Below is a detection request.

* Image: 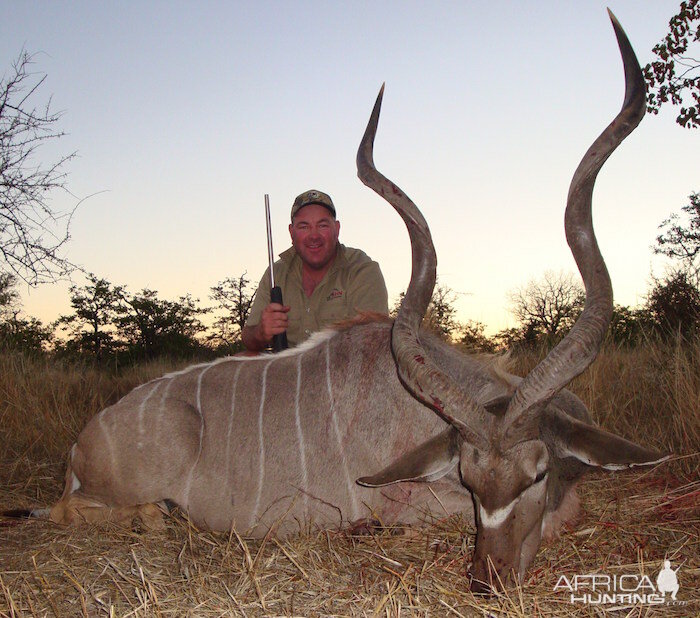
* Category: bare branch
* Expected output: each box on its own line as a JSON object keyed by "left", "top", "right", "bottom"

{"left": 0, "top": 49, "right": 79, "bottom": 283}
{"left": 509, "top": 271, "right": 585, "bottom": 338}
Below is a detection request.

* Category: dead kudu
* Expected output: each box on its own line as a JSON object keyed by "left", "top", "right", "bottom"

{"left": 9, "top": 13, "right": 668, "bottom": 593}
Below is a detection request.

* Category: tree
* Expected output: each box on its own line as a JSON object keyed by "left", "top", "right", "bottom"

{"left": 607, "top": 304, "right": 652, "bottom": 346}
{"left": 0, "top": 314, "right": 53, "bottom": 354}
{"left": 208, "top": 273, "right": 256, "bottom": 352}
{"left": 645, "top": 270, "right": 700, "bottom": 337}
{"left": 508, "top": 271, "right": 585, "bottom": 340}
{"left": 0, "top": 272, "right": 20, "bottom": 320}
{"left": 392, "top": 282, "right": 461, "bottom": 340}
{"left": 457, "top": 319, "right": 496, "bottom": 353}
{"left": 653, "top": 192, "right": 700, "bottom": 284}
{"left": 0, "top": 272, "right": 52, "bottom": 353}
{"left": 118, "top": 289, "right": 208, "bottom": 360}
{"left": 492, "top": 322, "right": 542, "bottom": 352}
{"left": 57, "top": 275, "right": 125, "bottom": 361}
{"left": 1, "top": 50, "right": 78, "bottom": 283}
{"left": 643, "top": 0, "right": 699, "bottom": 128}
{"left": 424, "top": 283, "right": 460, "bottom": 339}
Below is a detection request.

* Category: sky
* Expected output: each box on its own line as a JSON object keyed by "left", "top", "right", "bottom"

{"left": 1, "top": 1, "right": 697, "bottom": 334}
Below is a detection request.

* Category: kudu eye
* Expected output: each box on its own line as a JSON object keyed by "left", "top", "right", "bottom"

{"left": 533, "top": 470, "right": 548, "bottom": 485}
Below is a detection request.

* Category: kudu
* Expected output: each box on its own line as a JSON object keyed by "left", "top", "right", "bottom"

{"left": 34, "top": 12, "right": 666, "bottom": 592}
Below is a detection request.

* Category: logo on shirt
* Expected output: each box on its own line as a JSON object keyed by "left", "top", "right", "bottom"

{"left": 327, "top": 288, "right": 344, "bottom": 301}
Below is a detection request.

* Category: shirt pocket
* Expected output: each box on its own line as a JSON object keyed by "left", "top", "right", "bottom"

{"left": 321, "top": 294, "right": 350, "bottom": 327}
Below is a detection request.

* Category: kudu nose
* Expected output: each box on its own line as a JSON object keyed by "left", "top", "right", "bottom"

{"left": 468, "top": 562, "right": 514, "bottom": 595}
{"left": 468, "top": 573, "right": 494, "bottom": 595}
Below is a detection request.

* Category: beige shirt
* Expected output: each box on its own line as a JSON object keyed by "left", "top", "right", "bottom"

{"left": 246, "top": 244, "right": 388, "bottom": 347}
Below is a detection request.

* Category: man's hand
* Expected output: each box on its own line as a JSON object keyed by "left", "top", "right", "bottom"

{"left": 259, "top": 303, "right": 290, "bottom": 341}
{"left": 241, "top": 303, "right": 290, "bottom": 351}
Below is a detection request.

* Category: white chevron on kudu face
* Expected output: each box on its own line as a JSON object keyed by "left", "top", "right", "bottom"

{"left": 479, "top": 499, "right": 518, "bottom": 528}
{"left": 41, "top": 12, "right": 667, "bottom": 597}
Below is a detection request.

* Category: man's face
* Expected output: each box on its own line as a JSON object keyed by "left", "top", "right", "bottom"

{"left": 289, "top": 204, "right": 340, "bottom": 272}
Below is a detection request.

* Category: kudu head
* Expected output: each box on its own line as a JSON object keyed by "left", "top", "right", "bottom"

{"left": 356, "top": 11, "right": 668, "bottom": 593}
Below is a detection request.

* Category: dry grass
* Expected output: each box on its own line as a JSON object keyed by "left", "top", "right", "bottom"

{"left": 1, "top": 342, "right": 698, "bottom": 617}
{"left": 508, "top": 336, "right": 700, "bottom": 479}
{"left": 0, "top": 353, "right": 181, "bottom": 465}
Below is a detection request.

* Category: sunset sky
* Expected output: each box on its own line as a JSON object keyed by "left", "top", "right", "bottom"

{"left": 2, "top": 1, "right": 696, "bottom": 334}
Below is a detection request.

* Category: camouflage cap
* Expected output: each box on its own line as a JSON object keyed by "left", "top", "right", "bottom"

{"left": 291, "top": 189, "right": 336, "bottom": 220}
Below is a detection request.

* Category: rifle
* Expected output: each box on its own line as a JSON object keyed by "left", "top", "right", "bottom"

{"left": 265, "top": 194, "right": 288, "bottom": 352}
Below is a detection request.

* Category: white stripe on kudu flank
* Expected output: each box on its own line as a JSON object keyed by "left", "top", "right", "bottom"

{"left": 98, "top": 408, "right": 118, "bottom": 470}
{"left": 194, "top": 364, "right": 208, "bottom": 449}
{"left": 295, "top": 353, "right": 309, "bottom": 511}
{"left": 225, "top": 363, "right": 243, "bottom": 504}
{"left": 252, "top": 359, "right": 274, "bottom": 524}
{"left": 137, "top": 381, "right": 162, "bottom": 448}
{"left": 326, "top": 341, "right": 360, "bottom": 518}
{"left": 156, "top": 377, "right": 174, "bottom": 441}
{"left": 182, "top": 365, "right": 211, "bottom": 509}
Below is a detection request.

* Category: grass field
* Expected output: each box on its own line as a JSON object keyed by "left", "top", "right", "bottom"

{"left": 1, "top": 340, "right": 698, "bottom": 617}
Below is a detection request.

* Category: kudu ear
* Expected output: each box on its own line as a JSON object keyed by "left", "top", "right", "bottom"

{"left": 544, "top": 410, "right": 670, "bottom": 470}
{"left": 357, "top": 428, "right": 461, "bottom": 487}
